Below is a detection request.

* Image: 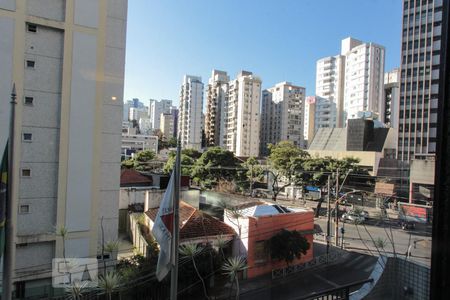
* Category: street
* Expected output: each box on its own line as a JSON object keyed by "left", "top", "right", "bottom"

{"left": 314, "top": 214, "right": 432, "bottom": 266}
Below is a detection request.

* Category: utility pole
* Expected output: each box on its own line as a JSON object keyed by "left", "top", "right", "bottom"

{"left": 335, "top": 169, "right": 339, "bottom": 246}
{"left": 3, "top": 84, "right": 17, "bottom": 300}
{"left": 326, "top": 175, "right": 331, "bottom": 259}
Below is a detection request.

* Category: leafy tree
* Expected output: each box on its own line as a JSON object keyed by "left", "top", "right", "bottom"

{"left": 163, "top": 149, "right": 200, "bottom": 176}
{"left": 302, "top": 156, "right": 360, "bottom": 217}
{"left": 269, "top": 229, "right": 310, "bottom": 266}
{"left": 241, "top": 157, "right": 264, "bottom": 195}
{"left": 120, "top": 150, "right": 157, "bottom": 172}
{"left": 191, "top": 147, "right": 242, "bottom": 189}
{"left": 167, "top": 137, "right": 177, "bottom": 147}
{"left": 268, "top": 141, "right": 310, "bottom": 201}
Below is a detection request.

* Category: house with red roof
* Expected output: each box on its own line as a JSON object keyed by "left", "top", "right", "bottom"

{"left": 145, "top": 201, "right": 235, "bottom": 245}
{"left": 120, "top": 169, "right": 153, "bottom": 187}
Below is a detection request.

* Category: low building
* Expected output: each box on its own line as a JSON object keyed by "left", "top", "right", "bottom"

{"left": 121, "top": 133, "right": 158, "bottom": 159}
{"left": 224, "top": 203, "right": 314, "bottom": 278}
{"left": 308, "top": 119, "right": 397, "bottom": 175}
{"left": 146, "top": 201, "right": 235, "bottom": 245}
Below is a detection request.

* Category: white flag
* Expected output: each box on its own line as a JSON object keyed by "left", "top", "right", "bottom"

{"left": 152, "top": 172, "right": 175, "bottom": 281}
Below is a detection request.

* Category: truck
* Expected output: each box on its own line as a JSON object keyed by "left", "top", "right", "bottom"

{"left": 398, "top": 202, "right": 433, "bottom": 225}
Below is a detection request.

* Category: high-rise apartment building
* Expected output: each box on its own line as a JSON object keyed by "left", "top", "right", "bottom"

{"left": 0, "top": 0, "right": 127, "bottom": 294}
{"left": 223, "top": 71, "right": 261, "bottom": 157}
{"left": 205, "top": 70, "right": 229, "bottom": 147}
{"left": 303, "top": 96, "right": 338, "bottom": 147}
{"left": 316, "top": 37, "right": 385, "bottom": 126}
{"left": 260, "top": 82, "right": 306, "bottom": 155}
{"left": 398, "top": 0, "right": 443, "bottom": 161}
{"left": 149, "top": 99, "right": 172, "bottom": 130}
{"left": 342, "top": 38, "right": 385, "bottom": 122}
{"left": 129, "top": 106, "right": 148, "bottom": 121}
{"left": 160, "top": 112, "right": 175, "bottom": 139}
{"left": 316, "top": 55, "right": 345, "bottom": 127}
{"left": 179, "top": 75, "right": 204, "bottom": 150}
{"left": 384, "top": 68, "right": 401, "bottom": 129}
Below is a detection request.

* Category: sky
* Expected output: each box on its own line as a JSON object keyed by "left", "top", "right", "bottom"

{"left": 123, "top": 0, "right": 402, "bottom": 106}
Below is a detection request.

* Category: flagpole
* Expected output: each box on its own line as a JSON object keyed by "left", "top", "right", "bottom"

{"left": 3, "top": 83, "right": 17, "bottom": 300}
{"left": 170, "top": 138, "right": 181, "bottom": 300}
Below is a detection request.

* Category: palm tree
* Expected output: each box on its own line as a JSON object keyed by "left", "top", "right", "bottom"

{"left": 98, "top": 271, "right": 122, "bottom": 300}
{"left": 65, "top": 280, "right": 90, "bottom": 300}
{"left": 222, "top": 256, "right": 247, "bottom": 300}
{"left": 214, "top": 234, "right": 230, "bottom": 260}
{"left": 179, "top": 243, "right": 209, "bottom": 300}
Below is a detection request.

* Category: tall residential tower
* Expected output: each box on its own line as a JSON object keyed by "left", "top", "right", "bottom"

{"left": 179, "top": 75, "right": 204, "bottom": 150}
{"left": 260, "top": 82, "right": 306, "bottom": 155}
{"left": 0, "top": 0, "right": 127, "bottom": 293}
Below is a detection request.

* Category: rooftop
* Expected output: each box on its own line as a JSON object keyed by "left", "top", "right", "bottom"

{"left": 120, "top": 169, "right": 153, "bottom": 187}
{"left": 146, "top": 201, "right": 235, "bottom": 240}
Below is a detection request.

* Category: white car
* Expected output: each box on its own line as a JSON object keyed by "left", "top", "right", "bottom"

{"left": 341, "top": 211, "right": 366, "bottom": 223}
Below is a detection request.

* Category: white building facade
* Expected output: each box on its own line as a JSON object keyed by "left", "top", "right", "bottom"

{"left": 224, "top": 71, "right": 261, "bottom": 157}
{"left": 0, "top": 0, "right": 127, "bottom": 293}
{"left": 149, "top": 99, "right": 172, "bottom": 130}
{"left": 304, "top": 96, "right": 337, "bottom": 147}
{"left": 205, "top": 70, "right": 229, "bottom": 147}
{"left": 316, "top": 37, "right": 385, "bottom": 127}
{"left": 384, "top": 68, "right": 400, "bottom": 129}
{"left": 260, "top": 82, "right": 306, "bottom": 155}
{"left": 179, "top": 75, "right": 204, "bottom": 150}
{"left": 342, "top": 37, "right": 385, "bottom": 122}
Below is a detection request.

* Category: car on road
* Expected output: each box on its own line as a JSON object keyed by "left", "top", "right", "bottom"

{"left": 341, "top": 210, "right": 366, "bottom": 223}
{"left": 400, "top": 221, "right": 416, "bottom": 230}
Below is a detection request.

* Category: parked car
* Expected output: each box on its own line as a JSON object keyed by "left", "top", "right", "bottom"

{"left": 341, "top": 210, "right": 366, "bottom": 223}
{"left": 400, "top": 221, "right": 416, "bottom": 230}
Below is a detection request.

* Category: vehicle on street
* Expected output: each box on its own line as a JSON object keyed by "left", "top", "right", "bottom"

{"left": 401, "top": 221, "right": 416, "bottom": 230}
{"left": 341, "top": 210, "right": 366, "bottom": 223}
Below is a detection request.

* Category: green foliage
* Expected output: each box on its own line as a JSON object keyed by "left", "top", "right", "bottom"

{"left": 268, "top": 141, "right": 311, "bottom": 200}
{"left": 163, "top": 148, "right": 201, "bottom": 176}
{"left": 98, "top": 271, "right": 122, "bottom": 300}
{"left": 191, "top": 147, "right": 243, "bottom": 189}
{"left": 241, "top": 157, "right": 264, "bottom": 191}
{"left": 269, "top": 229, "right": 310, "bottom": 265}
{"left": 121, "top": 150, "right": 157, "bottom": 171}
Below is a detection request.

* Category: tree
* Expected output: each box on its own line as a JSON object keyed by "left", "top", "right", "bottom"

{"left": 302, "top": 156, "right": 360, "bottom": 217}
{"left": 241, "top": 157, "right": 264, "bottom": 195}
{"left": 269, "top": 229, "right": 310, "bottom": 266}
{"left": 163, "top": 148, "right": 200, "bottom": 176}
{"left": 222, "top": 256, "right": 247, "bottom": 300}
{"left": 268, "top": 141, "right": 310, "bottom": 201}
{"left": 121, "top": 150, "right": 157, "bottom": 172}
{"left": 191, "top": 147, "right": 242, "bottom": 189}
{"left": 98, "top": 271, "right": 121, "bottom": 300}
{"left": 179, "top": 243, "right": 210, "bottom": 300}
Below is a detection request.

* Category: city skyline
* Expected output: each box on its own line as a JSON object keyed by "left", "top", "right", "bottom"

{"left": 123, "top": 0, "right": 402, "bottom": 105}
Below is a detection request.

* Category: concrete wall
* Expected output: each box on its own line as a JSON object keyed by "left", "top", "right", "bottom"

{"left": 246, "top": 211, "right": 314, "bottom": 278}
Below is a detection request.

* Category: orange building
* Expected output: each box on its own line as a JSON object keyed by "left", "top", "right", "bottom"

{"left": 224, "top": 204, "right": 314, "bottom": 278}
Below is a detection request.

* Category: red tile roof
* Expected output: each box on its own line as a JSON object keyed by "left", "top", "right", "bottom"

{"left": 120, "top": 169, "right": 153, "bottom": 186}
{"left": 146, "top": 201, "right": 235, "bottom": 241}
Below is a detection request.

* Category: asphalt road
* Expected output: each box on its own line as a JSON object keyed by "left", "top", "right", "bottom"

{"left": 314, "top": 216, "right": 432, "bottom": 266}
{"left": 239, "top": 251, "right": 377, "bottom": 300}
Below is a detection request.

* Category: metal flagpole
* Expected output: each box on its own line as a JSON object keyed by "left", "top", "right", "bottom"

{"left": 326, "top": 175, "right": 331, "bottom": 261}
{"left": 3, "top": 83, "right": 17, "bottom": 300}
{"left": 170, "top": 138, "right": 181, "bottom": 300}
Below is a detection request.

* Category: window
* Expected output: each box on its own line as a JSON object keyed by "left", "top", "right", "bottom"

{"left": 254, "top": 240, "right": 268, "bottom": 264}
{"left": 22, "top": 133, "right": 32, "bottom": 142}
{"left": 27, "top": 24, "right": 37, "bottom": 33}
{"left": 21, "top": 169, "right": 31, "bottom": 177}
{"left": 26, "top": 60, "right": 35, "bottom": 68}
{"left": 24, "top": 96, "right": 34, "bottom": 105}
{"left": 19, "top": 205, "right": 30, "bottom": 214}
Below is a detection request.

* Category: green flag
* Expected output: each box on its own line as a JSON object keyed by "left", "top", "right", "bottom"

{"left": 0, "top": 142, "right": 8, "bottom": 258}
